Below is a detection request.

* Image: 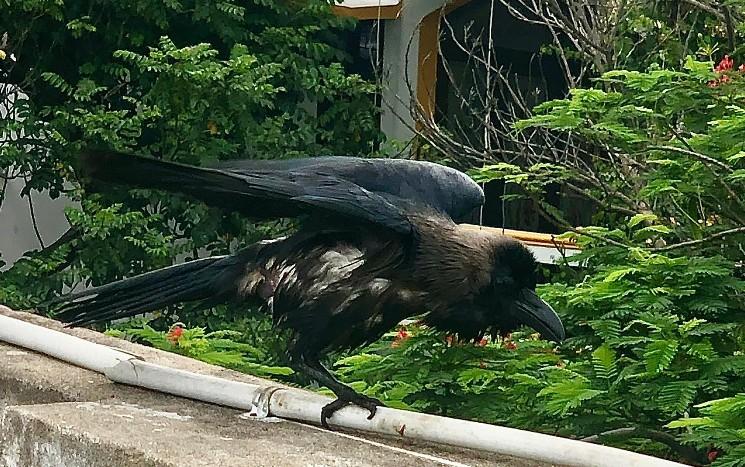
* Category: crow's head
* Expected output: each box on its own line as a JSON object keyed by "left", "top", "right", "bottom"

{"left": 477, "top": 237, "right": 566, "bottom": 342}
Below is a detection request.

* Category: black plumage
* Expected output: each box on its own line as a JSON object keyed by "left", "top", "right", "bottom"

{"left": 51, "top": 150, "right": 565, "bottom": 426}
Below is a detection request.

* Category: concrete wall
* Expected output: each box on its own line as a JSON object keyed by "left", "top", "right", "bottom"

{"left": 380, "top": 0, "right": 450, "bottom": 142}
{"left": 0, "top": 307, "right": 545, "bottom": 467}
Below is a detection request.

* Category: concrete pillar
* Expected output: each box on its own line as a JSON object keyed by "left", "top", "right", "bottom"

{"left": 380, "top": 0, "right": 450, "bottom": 143}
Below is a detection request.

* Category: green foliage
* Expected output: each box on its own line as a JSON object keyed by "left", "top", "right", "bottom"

{"left": 332, "top": 327, "right": 564, "bottom": 426}
{"left": 669, "top": 394, "right": 745, "bottom": 466}
{"left": 107, "top": 320, "right": 294, "bottom": 379}
{"left": 539, "top": 245, "right": 745, "bottom": 430}
{"left": 509, "top": 60, "right": 745, "bottom": 257}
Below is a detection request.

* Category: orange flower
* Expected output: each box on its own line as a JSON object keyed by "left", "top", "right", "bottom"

{"left": 391, "top": 327, "right": 410, "bottom": 348}
{"left": 167, "top": 325, "right": 184, "bottom": 344}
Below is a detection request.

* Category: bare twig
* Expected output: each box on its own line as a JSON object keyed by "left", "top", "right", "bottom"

{"left": 653, "top": 226, "right": 745, "bottom": 252}
{"left": 680, "top": 0, "right": 726, "bottom": 20}
{"left": 0, "top": 168, "right": 8, "bottom": 217}
{"left": 646, "top": 145, "right": 732, "bottom": 173}
{"left": 22, "top": 176, "right": 45, "bottom": 249}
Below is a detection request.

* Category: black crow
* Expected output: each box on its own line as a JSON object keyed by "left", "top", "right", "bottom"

{"left": 50, "top": 150, "right": 565, "bottom": 427}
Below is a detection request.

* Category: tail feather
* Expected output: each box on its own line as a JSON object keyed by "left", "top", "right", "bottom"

{"left": 51, "top": 255, "right": 247, "bottom": 326}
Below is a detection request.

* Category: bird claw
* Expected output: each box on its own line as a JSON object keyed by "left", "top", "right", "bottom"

{"left": 320, "top": 394, "right": 384, "bottom": 429}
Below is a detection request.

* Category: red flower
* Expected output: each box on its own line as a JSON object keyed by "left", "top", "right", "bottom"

{"left": 708, "top": 55, "right": 741, "bottom": 87}
{"left": 391, "top": 327, "right": 410, "bottom": 348}
{"left": 167, "top": 325, "right": 184, "bottom": 343}
{"left": 707, "top": 448, "right": 719, "bottom": 462}
{"left": 504, "top": 341, "right": 518, "bottom": 350}
{"left": 475, "top": 337, "right": 488, "bottom": 347}
{"left": 445, "top": 334, "right": 456, "bottom": 346}
{"left": 715, "top": 55, "right": 734, "bottom": 72}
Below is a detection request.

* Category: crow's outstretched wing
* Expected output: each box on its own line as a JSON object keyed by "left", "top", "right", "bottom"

{"left": 81, "top": 151, "right": 419, "bottom": 235}
{"left": 215, "top": 156, "right": 484, "bottom": 223}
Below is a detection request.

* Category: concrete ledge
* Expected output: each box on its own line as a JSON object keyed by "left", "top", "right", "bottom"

{"left": 0, "top": 308, "right": 549, "bottom": 467}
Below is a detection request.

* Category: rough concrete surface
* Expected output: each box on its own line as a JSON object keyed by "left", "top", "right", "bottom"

{"left": 0, "top": 307, "right": 556, "bottom": 467}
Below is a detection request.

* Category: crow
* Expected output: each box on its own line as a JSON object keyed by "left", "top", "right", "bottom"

{"left": 50, "top": 150, "right": 565, "bottom": 427}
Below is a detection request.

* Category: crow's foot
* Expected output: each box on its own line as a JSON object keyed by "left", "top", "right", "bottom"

{"left": 320, "top": 394, "right": 384, "bottom": 428}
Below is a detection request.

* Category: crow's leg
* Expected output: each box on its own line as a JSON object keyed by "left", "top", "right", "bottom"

{"left": 293, "top": 355, "right": 383, "bottom": 428}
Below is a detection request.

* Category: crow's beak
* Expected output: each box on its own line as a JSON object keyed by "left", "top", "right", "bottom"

{"left": 513, "top": 289, "right": 565, "bottom": 342}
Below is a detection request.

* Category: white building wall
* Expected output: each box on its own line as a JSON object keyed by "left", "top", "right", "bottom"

{"left": 0, "top": 85, "right": 76, "bottom": 270}
{"left": 0, "top": 178, "right": 75, "bottom": 270}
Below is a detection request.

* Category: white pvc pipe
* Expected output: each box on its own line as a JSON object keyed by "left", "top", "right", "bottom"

{"left": 268, "top": 391, "right": 683, "bottom": 467}
{"left": 0, "top": 311, "right": 687, "bottom": 467}
{"left": 105, "top": 360, "right": 264, "bottom": 411}
{"left": 0, "top": 314, "right": 138, "bottom": 372}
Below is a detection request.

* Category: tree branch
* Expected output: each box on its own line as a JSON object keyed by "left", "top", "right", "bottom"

{"left": 653, "top": 226, "right": 745, "bottom": 252}
{"left": 646, "top": 145, "right": 732, "bottom": 173}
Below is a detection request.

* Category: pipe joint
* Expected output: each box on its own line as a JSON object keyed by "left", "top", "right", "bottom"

{"left": 249, "top": 385, "right": 285, "bottom": 419}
